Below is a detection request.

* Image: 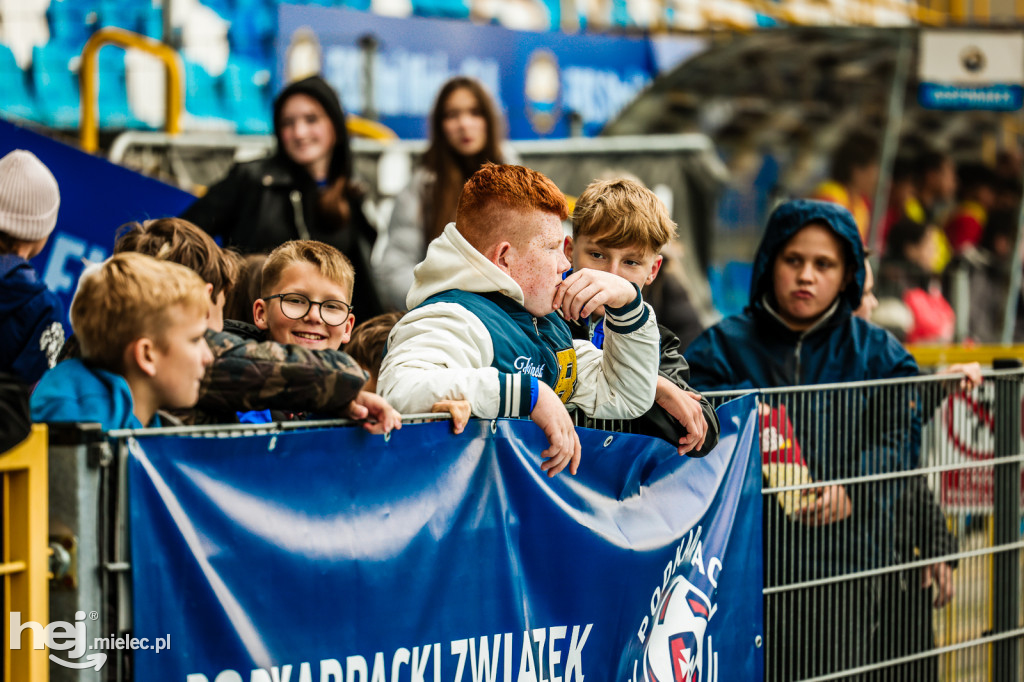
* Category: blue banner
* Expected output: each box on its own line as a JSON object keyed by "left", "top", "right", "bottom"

{"left": 129, "top": 396, "right": 762, "bottom": 682}
{"left": 276, "top": 6, "right": 705, "bottom": 139}
{"left": 918, "top": 82, "right": 1024, "bottom": 111}
{"left": 0, "top": 119, "right": 195, "bottom": 327}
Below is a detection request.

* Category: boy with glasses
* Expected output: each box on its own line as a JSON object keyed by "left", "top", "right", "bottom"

{"left": 105, "top": 221, "right": 397, "bottom": 431}
{"left": 233, "top": 239, "right": 398, "bottom": 426}
{"left": 253, "top": 240, "right": 356, "bottom": 350}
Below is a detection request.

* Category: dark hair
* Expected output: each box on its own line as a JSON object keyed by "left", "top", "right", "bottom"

{"left": 114, "top": 217, "right": 237, "bottom": 302}
{"left": 831, "top": 130, "right": 880, "bottom": 184}
{"left": 956, "top": 162, "right": 999, "bottom": 199}
{"left": 345, "top": 312, "right": 403, "bottom": 379}
{"left": 885, "top": 218, "right": 930, "bottom": 259}
{"left": 223, "top": 254, "right": 267, "bottom": 325}
{"left": 914, "top": 148, "right": 952, "bottom": 185}
{"left": 980, "top": 209, "right": 1017, "bottom": 252}
{"left": 272, "top": 75, "right": 352, "bottom": 182}
{"left": 421, "top": 77, "right": 506, "bottom": 242}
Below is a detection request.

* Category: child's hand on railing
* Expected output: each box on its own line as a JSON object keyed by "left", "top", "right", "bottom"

{"left": 797, "top": 484, "right": 852, "bottom": 526}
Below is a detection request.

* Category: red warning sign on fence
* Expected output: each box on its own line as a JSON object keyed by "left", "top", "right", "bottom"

{"left": 940, "top": 385, "right": 1024, "bottom": 510}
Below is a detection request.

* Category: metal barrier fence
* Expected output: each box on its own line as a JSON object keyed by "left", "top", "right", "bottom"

{"left": 45, "top": 374, "right": 1024, "bottom": 681}
{"left": 2, "top": 425, "right": 49, "bottom": 682}
{"left": 704, "top": 369, "right": 1024, "bottom": 681}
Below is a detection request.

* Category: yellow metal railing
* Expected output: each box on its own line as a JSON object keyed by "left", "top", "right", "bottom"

{"left": 634, "top": 0, "right": 1024, "bottom": 31}
{"left": 346, "top": 114, "right": 398, "bottom": 142}
{"left": 2, "top": 425, "right": 49, "bottom": 682}
{"left": 907, "top": 344, "right": 1024, "bottom": 367}
{"left": 80, "top": 27, "right": 183, "bottom": 154}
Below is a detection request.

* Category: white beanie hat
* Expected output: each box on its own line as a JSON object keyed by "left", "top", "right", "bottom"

{"left": 0, "top": 149, "right": 61, "bottom": 242}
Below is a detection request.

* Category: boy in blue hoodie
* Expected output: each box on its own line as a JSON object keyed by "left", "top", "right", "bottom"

{"left": 0, "top": 150, "right": 65, "bottom": 384}
{"left": 31, "top": 253, "right": 214, "bottom": 430}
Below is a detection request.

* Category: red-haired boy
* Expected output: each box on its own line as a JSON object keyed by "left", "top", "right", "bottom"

{"left": 378, "top": 164, "right": 660, "bottom": 476}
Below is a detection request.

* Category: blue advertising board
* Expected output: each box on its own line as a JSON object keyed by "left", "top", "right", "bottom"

{"left": 128, "top": 396, "right": 763, "bottom": 682}
{"left": 0, "top": 119, "right": 195, "bottom": 328}
{"left": 275, "top": 6, "right": 699, "bottom": 139}
{"left": 918, "top": 83, "right": 1024, "bottom": 111}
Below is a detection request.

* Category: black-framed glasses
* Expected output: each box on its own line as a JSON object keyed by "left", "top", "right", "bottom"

{"left": 264, "top": 293, "right": 352, "bottom": 326}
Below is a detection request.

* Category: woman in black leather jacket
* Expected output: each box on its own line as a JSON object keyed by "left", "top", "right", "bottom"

{"left": 182, "top": 75, "right": 384, "bottom": 319}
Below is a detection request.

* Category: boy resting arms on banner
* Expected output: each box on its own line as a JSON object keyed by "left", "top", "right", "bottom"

{"left": 232, "top": 239, "right": 399, "bottom": 429}
{"left": 31, "top": 253, "right": 214, "bottom": 430}
{"left": 378, "top": 163, "right": 660, "bottom": 476}
{"left": 60, "top": 219, "right": 394, "bottom": 431}
{"left": 565, "top": 178, "right": 719, "bottom": 457}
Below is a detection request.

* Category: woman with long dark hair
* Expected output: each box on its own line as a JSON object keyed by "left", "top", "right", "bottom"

{"left": 376, "top": 77, "right": 512, "bottom": 310}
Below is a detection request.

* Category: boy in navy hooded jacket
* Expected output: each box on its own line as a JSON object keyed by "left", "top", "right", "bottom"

{"left": 0, "top": 150, "right": 64, "bottom": 385}
{"left": 685, "top": 199, "right": 920, "bottom": 681}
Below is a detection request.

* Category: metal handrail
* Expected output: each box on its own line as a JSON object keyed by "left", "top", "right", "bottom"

{"left": 79, "top": 27, "right": 183, "bottom": 153}
{"left": 1, "top": 426, "right": 49, "bottom": 682}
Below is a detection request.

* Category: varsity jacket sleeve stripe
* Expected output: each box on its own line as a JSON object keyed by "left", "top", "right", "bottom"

{"left": 497, "top": 372, "right": 533, "bottom": 418}
{"left": 603, "top": 285, "right": 648, "bottom": 334}
{"left": 570, "top": 299, "right": 659, "bottom": 420}
{"left": 378, "top": 302, "right": 531, "bottom": 419}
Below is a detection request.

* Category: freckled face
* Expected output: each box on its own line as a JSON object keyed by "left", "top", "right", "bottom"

{"left": 505, "top": 211, "right": 571, "bottom": 317}
{"left": 772, "top": 223, "right": 848, "bottom": 331}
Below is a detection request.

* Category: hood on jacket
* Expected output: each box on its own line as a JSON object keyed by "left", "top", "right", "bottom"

{"left": 272, "top": 75, "right": 352, "bottom": 182}
{"left": 0, "top": 254, "right": 47, "bottom": 316}
{"left": 30, "top": 358, "right": 144, "bottom": 431}
{"left": 750, "top": 199, "right": 865, "bottom": 312}
{"left": 407, "top": 223, "right": 524, "bottom": 309}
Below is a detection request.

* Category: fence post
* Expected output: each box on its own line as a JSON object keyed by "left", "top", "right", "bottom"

{"left": 992, "top": 370, "right": 1021, "bottom": 681}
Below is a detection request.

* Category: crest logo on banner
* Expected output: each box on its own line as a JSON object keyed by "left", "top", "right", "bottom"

{"left": 643, "top": 576, "right": 712, "bottom": 682}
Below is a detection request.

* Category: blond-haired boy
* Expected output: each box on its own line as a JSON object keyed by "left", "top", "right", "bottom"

{"left": 232, "top": 240, "right": 399, "bottom": 429}
{"left": 31, "top": 253, "right": 213, "bottom": 429}
{"left": 254, "top": 240, "right": 356, "bottom": 350}
{"left": 566, "top": 178, "right": 719, "bottom": 456}
{"left": 109, "top": 223, "right": 389, "bottom": 429}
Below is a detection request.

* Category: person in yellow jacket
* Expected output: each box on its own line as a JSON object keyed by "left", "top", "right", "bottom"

{"left": 811, "top": 130, "right": 880, "bottom": 243}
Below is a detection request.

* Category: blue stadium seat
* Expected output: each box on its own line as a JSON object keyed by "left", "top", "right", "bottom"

{"left": 0, "top": 44, "right": 37, "bottom": 122}
{"left": 229, "top": 0, "right": 277, "bottom": 60}
{"left": 96, "top": 47, "right": 142, "bottom": 129}
{"left": 336, "top": 0, "right": 372, "bottom": 11}
{"left": 411, "top": 0, "right": 470, "bottom": 19}
{"left": 223, "top": 56, "right": 272, "bottom": 134}
{"left": 140, "top": 5, "right": 164, "bottom": 39}
{"left": 97, "top": 0, "right": 143, "bottom": 31}
{"left": 184, "top": 59, "right": 234, "bottom": 127}
{"left": 46, "top": 0, "right": 96, "bottom": 47}
{"left": 31, "top": 43, "right": 80, "bottom": 128}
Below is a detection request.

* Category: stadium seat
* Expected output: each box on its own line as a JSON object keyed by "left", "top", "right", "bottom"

{"left": 184, "top": 58, "right": 235, "bottom": 128}
{"left": 31, "top": 42, "right": 81, "bottom": 128}
{"left": 411, "top": 0, "right": 470, "bottom": 19}
{"left": 96, "top": 0, "right": 142, "bottom": 31}
{"left": 0, "top": 43, "right": 36, "bottom": 122}
{"left": 96, "top": 47, "right": 143, "bottom": 128}
{"left": 223, "top": 55, "right": 272, "bottom": 134}
{"left": 140, "top": 5, "right": 164, "bottom": 39}
{"left": 45, "top": 0, "right": 96, "bottom": 47}
{"left": 229, "top": 0, "right": 277, "bottom": 60}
